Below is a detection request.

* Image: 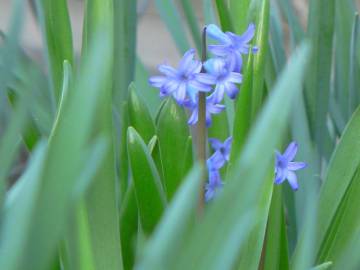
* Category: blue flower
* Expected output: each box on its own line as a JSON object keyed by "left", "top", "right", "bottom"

{"left": 148, "top": 49, "right": 211, "bottom": 104}
{"left": 206, "top": 24, "right": 258, "bottom": 72}
{"left": 186, "top": 96, "right": 225, "bottom": 127}
{"left": 207, "top": 136, "right": 233, "bottom": 170}
{"left": 196, "top": 58, "right": 242, "bottom": 103}
{"left": 274, "top": 142, "right": 307, "bottom": 190}
{"left": 205, "top": 169, "right": 223, "bottom": 202}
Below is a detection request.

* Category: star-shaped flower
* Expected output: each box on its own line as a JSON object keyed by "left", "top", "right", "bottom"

{"left": 148, "top": 49, "right": 211, "bottom": 104}
{"left": 196, "top": 58, "right": 242, "bottom": 103}
{"left": 206, "top": 23, "right": 258, "bottom": 72}
{"left": 186, "top": 96, "right": 225, "bottom": 127}
{"left": 207, "top": 136, "right": 233, "bottom": 170}
{"left": 274, "top": 142, "right": 307, "bottom": 190}
{"left": 205, "top": 169, "right": 223, "bottom": 202}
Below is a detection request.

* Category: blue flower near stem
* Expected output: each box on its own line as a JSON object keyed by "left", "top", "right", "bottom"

{"left": 205, "top": 169, "right": 223, "bottom": 202}
{"left": 186, "top": 96, "right": 225, "bottom": 127}
{"left": 196, "top": 58, "right": 242, "bottom": 103}
{"left": 206, "top": 24, "right": 258, "bottom": 72}
{"left": 148, "top": 49, "right": 211, "bottom": 104}
{"left": 207, "top": 136, "right": 233, "bottom": 170}
{"left": 274, "top": 142, "right": 307, "bottom": 191}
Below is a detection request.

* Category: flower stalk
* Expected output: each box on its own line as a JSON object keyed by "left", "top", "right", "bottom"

{"left": 197, "top": 27, "right": 208, "bottom": 212}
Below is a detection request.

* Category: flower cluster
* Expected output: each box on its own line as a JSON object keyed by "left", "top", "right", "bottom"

{"left": 149, "top": 23, "right": 257, "bottom": 201}
{"left": 205, "top": 136, "right": 232, "bottom": 201}
{"left": 149, "top": 23, "right": 307, "bottom": 200}
{"left": 149, "top": 23, "right": 257, "bottom": 127}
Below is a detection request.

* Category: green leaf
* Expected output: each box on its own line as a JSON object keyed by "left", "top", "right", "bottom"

{"left": 174, "top": 42, "right": 311, "bottom": 270}
{"left": 228, "top": 54, "right": 253, "bottom": 170}
{"left": 179, "top": 0, "right": 202, "bottom": 53}
{"left": 156, "top": 98, "right": 191, "bottom": 200}
{"left": 317, "top": 167, "right": 360, "bottom": 262}
{"left": 35, "top": 0, "right": 74, "bottom": 103}
{"left": 229, "top": 0, "right": 251, "bottom": 33}
{"left": 348, "top": 13, "right": 360, "bottom": 116}
{"left": 208, "top": 107, "right": 229, "bottom": 141}
{"left": 136, "top": 166, "right": 201, "bottom": 270}
{"left": 305, "top": 0, "right": 335, "bottom": 158}
{"left": 128, "top": 82, "right": 156, "bottom": 143}
{"left": 311, "top": 262, "right": 333, "bottom": 270}
{"left": 202, "top": 0, "right": 217, "bottom": 25}
{"left": 20, "top": 33, "right": 118, "bottom": 270}
{"left": 0, "top": 141, "right": 46, "bottom": 270}
{"left": 333, "top": 0, "right": 355, "bottom": 120}
{"left": 236, "top": 169, "right": 274, "bottom": 270}
{"left": 154, "top": 0, "right": 190, "bottom": 54}
{"left": 250, "top": 0, "right": 270, "bottom": 120}
{"left": 262, "top": 186, "right": 289, "bottom": 270}
{"left": 113, "top": 0, "right": 137, "bottom": 106}
{"left": 82, "top": 2, "right": 124, "bottom": 270}
{"left": 119, "top": 183, "right": 138, "bottom": 270}
{"left": 215, "top": 0, "right": 234, "bottom": 31}
{"left": 0, "top": 99, "right": 27, "bottom": 205}
{"left": 127, "top": 127, "right": 166, "bottom": 234}
{"left": 316, "top": 106, "right": 360, "bottom": 261}
{"left": 64, "top": 202, "right": 96, "bottom": 270}
{"left": 277, "top": 0, "right": 304, "bottom": 47}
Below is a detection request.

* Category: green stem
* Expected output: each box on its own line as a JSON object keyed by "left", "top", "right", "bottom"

{"left": 197, "top": 27, "right": 208, "bottom": 212}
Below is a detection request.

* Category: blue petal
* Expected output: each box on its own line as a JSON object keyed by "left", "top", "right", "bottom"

{"left": 178, "top": 49, "right": 196, "bottom": 74}
{"left": 158, "top": 64, "right": 178, "bottom": 77}
{"left": 208, "top": 151, "right": 226, "bottom": 170}
{"left": 204, "top": 58, "right": 227, "bottom": 76}
{"left": 188, "top": 79, "right": 212, "bottom": 93}
{"left": 224, "top": 82, "right": 239, "bottom": 99}
{"left": 210, "top": 84, "right": 226, "bottom": 103}
{"left": 149, "top": 76, "right": 167, "bottom": 88}
{"left": 205, "top": 188, "right": 215, "bottom": 202}
{"left": 228, "top": 72, "right": 243, "bottom": 84}
{"left": 274, "top": 168, "right": 286, "bottom": 184}
{"left": 208, "top": 138, "right": 223, "bottom": 151}
{"left": 187, "top": 108, "right": 198, "bottom": 125}
{"left": 208, "top": 44, "right": 230, "bottom": 57}
{"left": 185, "top": 59, "right": 202, "bottom": 76}
{"left": 238, "top": 23, "right": 256, "bottom": 43}
{"left": 283, "top": 141, "right": 298, "bottom": 161}
{"left": 287, "top": 171, "right": 299, "bottom": 190}
{"left": 173, "top": 83, "right": 187, "bottom": 104}
{"left": 288, "top": 162, "right": 307, "bottom": 171}
{"left": 162, "top": 79, "right": 179, "bottom": 94}
{"left": 206, "top": 24, "right": 231, "bottom": 44}
{"left": 195, "top": 73, "right": 217, "bottom": 85}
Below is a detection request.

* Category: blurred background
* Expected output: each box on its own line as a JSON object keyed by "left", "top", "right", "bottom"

{"left": 0, "top": 0, "right": 311, "bottom": 70}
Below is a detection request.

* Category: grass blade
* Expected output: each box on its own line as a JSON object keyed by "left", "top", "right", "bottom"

{"left": 156, "top": 98, "right": 191, "bottom": 200}
{"left": 127, "top": 127, "right": 166, "bottom": 234}
{"left": 136, "top": 166, "right": 201, "bottom": 270}
{"left": 315, "top": 106, "right": 360, "bottom": 260}
{"left": 35, "top": 0, "right": 73, "bottom": 104}
{"left": 128, "top": 83, "right": 156, "bottom": 143}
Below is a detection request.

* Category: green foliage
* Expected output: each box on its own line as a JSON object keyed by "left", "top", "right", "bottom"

{"left": 1, "top": 1, "right": 360, "bottom": 270}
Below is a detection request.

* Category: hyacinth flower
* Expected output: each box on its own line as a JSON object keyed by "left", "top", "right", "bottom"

{"left": 206, "top": 23, "right": 258, "bottom": 72}
{"left": 196, "top": 58, "right": 242, "bottom": 103}
{"left": 148, "top": 48, "right": 211, "bottom": 104}
{"left": 205, "top": 169, "right": 224, "bottom": 202}
{"left": 207, "top": 136, "right": 233, "bottom": 170}
{"left": 186, "top": 95, "right": 225, "bottom": 127}
{"left": 274, "top": 142, "right": 307, "bottom": 190}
